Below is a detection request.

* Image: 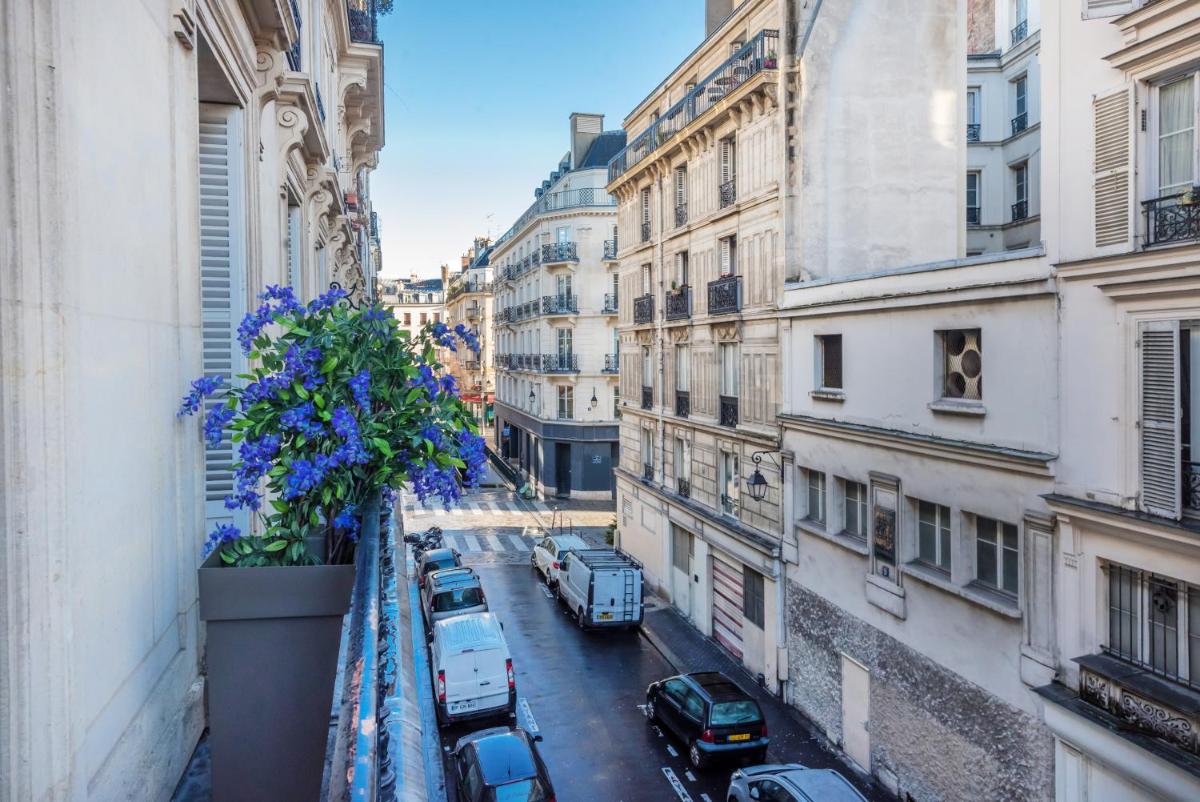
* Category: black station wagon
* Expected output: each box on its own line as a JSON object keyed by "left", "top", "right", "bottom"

{"left": 646, "top": 671, "right": 769, "bottom": 769}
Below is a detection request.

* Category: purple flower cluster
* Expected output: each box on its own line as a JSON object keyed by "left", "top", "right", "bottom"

{"left": 454, "top": 323, "right": 481, "bottom": 354}
{"left": 280, "top": 402, "right": 324, "bottom": 439}
{"left": 411, "top": 364, "right": 439, "bottom": 397}
{"left": 203, "top": 523, "right": 241, "bottom": 557}
{"left": 224, "top": 434, "right": 281, "bottom": 511}
{"left": 334, "top": 504, "right": 361, "bottom": 541}
{"left": 237, "top": 285, "right": 303, "bottom": 354}
{"left": 458, "top": 431, "right": 487, "bottom": 488}
{"left": 204, "top": 405, "right": 236, "bottom": 447}
{"left": 430, "top": 322, "right": 480, "bottom": 354}
{"left": 439, "top": 374, "right": 458, "bottom": 396}
{"left": 406, "top": 426, "right": 487, "bottom": 509}
{"left": 349, "top": 370, "right": 371, "bottom": 411}
{"left": 330, "top": 405, "right": 370, "bottom": 465}
{"left": 283, "top": 454, "right": 331, "bottom": 499}
{"left": 240, "top": 344, "right": 324, "bottom": 408}
{"left": 177, "top": 375, "right": 224, "bottom": 417}
{"left": 281, "top": 405, "right": 370, "bottom": 499}
{"left": 307, "top": 286, "right": 347, "bottom": 314}
{"left": 363, "top": 306, "right": 390, "bottom": 322}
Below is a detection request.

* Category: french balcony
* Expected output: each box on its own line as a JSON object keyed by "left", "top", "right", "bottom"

{"left": 542, "top": 353, "right": 579, "bottom": 373}
{"left": 719, "top": 395, "right": 739, "bottom": 428}
{"left": 707, "top": 275, "right": 742, "bottom": 315}
{"left": 641, "top": 385, "right": 653, "bottom": 410}
{"left": 677, "top": 477, "right": 690, "bottom": 498}
{"left": 1010, "top": 19, "right": 1028, "bottom": 47}
{"left": 967, "top": 206, "right": 980, "bottom": 225}
{"left": 466, "top": 305, "right": 480, "bottom": 321}
{"left": 675, "top": 202, "right": 688, "bottom": 228}
{"left": 1187, "top": 461, "right": 1200, "bottom": 512}
{"left": 603, "top": 354, "right": 619, "bottom": 373}
{"left": 494, "top": 187, "right": 617, "bottom": 250}
{"left": 966, "top": 123, "right": 980, "bottom": 142}
{"left": 665, "top": 286, "right": 691, "bottom": 321}
{"left": 604, "top": 239, "right": 619, "bottom": 260}
{"left": 633, "top": 294, "right": 655, "bottom": 324}
{"left": 346, "top": 0, "right": 380, "bottom": 44}
{"left": 541, "top": 294, "right": 579, "bottom": 316}
{"left": 675, "top": 390, "right": 690, "bottom": 418}
{"left": 602, "top": 293, "right": 619, "bottom": 314}
{"left": 1143, "top": 192, "right": 1200, "bottom": 248}
{"left": 465, "top": 360, "right": 481, "bottom": 372}
{"left": 1011, "top": 200, "right": 1029, "bottom": 222}
{"left": 719, "top": 179, "right": 737, "bottom": 209}
{"left": 541, "top": 241, "right": 578, "bottom": 264}
{"left": 643, "top": 463, "right": 654, "bottom": 482}
{"left": 641, "top": 221, "right": 652, "bottom": 243}
{"left": 1011, "top": 112, "right": 1028, "bottom": 136}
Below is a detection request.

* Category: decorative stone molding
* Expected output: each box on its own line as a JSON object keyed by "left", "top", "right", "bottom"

{"left": 1077, "top": 654, "right": 1200, "bottom": 757}
{"left": 712, "top": 322, "right": 740, "bottom": 341}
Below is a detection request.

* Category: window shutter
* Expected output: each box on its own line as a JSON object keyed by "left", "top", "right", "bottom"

{"left": 1093, "top": 87, "right": 1133, "bottom": 248}
{"left": 198, "top": 104, "right": 249, "bottom": 536}
{"left": 1083, "top": 0, "right": 1135, "bottom": 19}
{"left": 641, "top": 188, "right": 650, "bottom": 222}
{"left": 720, "top": 139, "right": 732, "bottom": 183}
{"left": 1139, "top": 321, "right": 1181, "bottom": 519}
{"left": 676, "top": 168, "right": 686, "bottom": 205}
{"left": 720, "top": 238, "right": 731, "bottom": 275}
{"left": 286, "top": 205, "right": 301, "bottom": 293}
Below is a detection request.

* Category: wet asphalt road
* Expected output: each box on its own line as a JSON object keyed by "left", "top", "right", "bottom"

{"left": 436, "top": 561, "right": 739, "bottom": 802}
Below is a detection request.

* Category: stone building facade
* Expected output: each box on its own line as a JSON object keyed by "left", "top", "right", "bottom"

{"left": 442, "top": 239, "right": 496, "bottom": 427}
{"left": 380, "top": 275, "right": 445, "bottom": 339}
{"left": 0, "top": 0, "right": 384, "bottom": 798}
{"left": 492, "top": 114, "right": 625, "bottom": 500}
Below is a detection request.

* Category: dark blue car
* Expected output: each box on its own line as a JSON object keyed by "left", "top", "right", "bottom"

{"left": 451, "top": 726, "right": 555, "bottom": 802}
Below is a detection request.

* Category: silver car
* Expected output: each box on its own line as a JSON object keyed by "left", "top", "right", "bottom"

{"left": 727, "top": 764, "right": 868, "bottom": 802}
{"left": 421, "top": 567, "right": 487, "bottom": 631}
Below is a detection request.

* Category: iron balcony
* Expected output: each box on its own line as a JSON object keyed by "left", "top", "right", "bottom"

{"left": 665, "top": 286, "right": 691, "bottom": 321}
{"left": 967, "top": 207, "right": 980, "bottom": 225}
{"left": 1011, "top": 200, "right": 1029, "bottom": 222}
{"left": 719, "top": 395, "right": 739, "bottom": 427}
{"left": 1143, "top": 192, "right": 1200, "bottom": 248}
{"left": 1010, "top": 19, "right": 1028, "bottom": 47}
{"left": 602, "top": 293, "right": 619, "bottom": 314}
{"left": 541, "top": 353, "right": 579, "bottom": 373}
{"left": 707, "top": 275, "right": 742, "bottom": 315}
{"left": 643, "top": 463, "right": 654, "bottom": 482}
{"left": 603, "top": 354, "right": 619, "bottom": 373}
{"left": 677, "top": 477, "right": 690, "bottom": 498}
{"left": 494, "top": 187, "right": 617, "bottom": 249}
{"left": 633, "top": 294, "right": 654, "bottom": 324}
{"left": 675, "top": 202, "right": 688, "bottom": 228}
{"left": 966, "top": 123, "right": 980, "bottom": 142}
{"left": 1011, "top": 112, "right": 1028, "bottom": 136}
{"left": 541, "top": 241, "right": 578, "bottom": 264}
{"left": 719, "top": 179, "right": 737, "bottom": 209}
{"left": 541, "top": 294, "right": 579, "bottom": 316}
{"left": 604, "top": 239, "right": 619, "bottom": 260}
{"left": 347, "top": 0, "right": 381, "bottom": 43}
{"left": 675, "top": 390, "right": 689, "bottom": 418}
{"left": 641, "top": 386, "right": 653, "bottom": 410}
{"left": 641, "top": 221, "right": 651, "bottom": 243}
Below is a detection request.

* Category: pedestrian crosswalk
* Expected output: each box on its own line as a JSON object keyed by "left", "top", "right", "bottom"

{"left": 398, "top": 488, "right": 552, "bottom": 557}
{"left": 439, "top": 533, "right": 535, "bottom": 553}
{"left": 400, "top": 497, "right": 551, "bottom": 517}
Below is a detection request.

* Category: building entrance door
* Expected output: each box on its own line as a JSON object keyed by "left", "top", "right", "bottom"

{"left": 841, "top": 655, "right": 871, "bottom": 772}
{"left": 554, "top": 443, "right": 571, "bottom": 498}
{"left": 671, "top": 527, "right": 693, "bottom": 619}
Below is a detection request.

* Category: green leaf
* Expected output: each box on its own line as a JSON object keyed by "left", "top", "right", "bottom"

{"left": 322, "top": 486, "right": 333, "bottom": 506}
{"left": 313, "top": 394, "right": 325, "bottom": 409}
{"left": 320, "top": 355, "right": 339, "bottom": 374}
{"left": 371, "top": 437, "right": 393, "bottom": 457}
{"left": 263, "top": 539, "right": 288, "bottom": 553}
{"left": 310, "top": 509, "right": 320, "bottom": 526}
{"left": 405, "top": 387, "right": 422, "bottom": 404}
{"left": 294, "top": 383, "right": 310, "bottom": 400}
{"left": 220, "top": 550, "right": 236, "bottom": 565}
{"left": 270, "top": 499, "right": 289, "bottom": 513}
{"left": 446, "top": 456, "right": 466, "bottom": 469}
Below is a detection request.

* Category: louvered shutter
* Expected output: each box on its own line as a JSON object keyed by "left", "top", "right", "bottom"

{"left": 641, "top": 188, "right": 651, "bottom": 222}
{"left": 286, "top": 204, "right": 301, "bottom": 294}
{"left": 676, "top": 168, "right": 686, "bottom": 206}
{"left": 719, "top": 238, "right": 733, "bottom": 276}
{"left": 1139, "top": 321, "right": 1181, "bottom": 519}
{"left": 1093, "top": 87, "right": 1134, "bottom": 248}
{"left": 198, "top": 104, "right": 250, "bottom": 536}
{"left": 721, "top": 138, "right": 735, "bottom": 183}
{"left": 1083, "top": 0, "right": 1135, "bottom": 19}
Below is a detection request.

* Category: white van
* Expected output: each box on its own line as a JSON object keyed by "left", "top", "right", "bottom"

{"left": 556, "top": 549, "right": 644, "bottom": 630}
{"left": 430, "top": 612, "right": 516, "bottom": 727}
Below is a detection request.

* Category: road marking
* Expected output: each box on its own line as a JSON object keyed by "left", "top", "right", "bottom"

{"left": 441, "top": 535, "right": 459, "bottom": 551}
{"left": 539, "top": 585, "right": 554, "bottom": 599}
{"left": 653, "top": 725, "right": 664, "bottom": 738}
{"left": 472, "top": 507, "right": 484, "bottom": 516}
{"left": 665, "top": 744, "right": 678, "bottom": 758}
{"left": 518, "top": 697, "right": 539, "bottom": 734}
{"left": 661, "top": 768, "right": 692, "bottom": 802}
{"left": 486, "top": 535, "right": 504, "bottom": 551}
{"left": 451, "top": 508, "right": 463, "bottom": 516}
{"left": 699, "top": 795, "right": 713, "bottom": 802}
{"left": 463, "top": 535, "right": 480, "bottom": 552}
{"left": 434, "top": 508, "right": 447, "bottom": 517}
{"left": 684, "top": 770, "right": 696, "bottom": 782}
{"left": 508, "top": 535, "right": 530, "bottom": 551}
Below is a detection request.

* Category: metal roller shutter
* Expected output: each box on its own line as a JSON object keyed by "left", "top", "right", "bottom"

{"left": 712, "top": 556, "right": 744, "bottom": 660}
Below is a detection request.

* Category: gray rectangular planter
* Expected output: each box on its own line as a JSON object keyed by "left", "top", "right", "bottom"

{"left": 199, "top": 536, "right": 355, "bottom": 802}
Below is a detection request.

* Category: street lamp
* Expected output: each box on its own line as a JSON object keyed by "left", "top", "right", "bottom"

{"left": 589, "top": 386, "right": 598, "bottom": 410}
{"left": 745, "top": 450, "right": 778, "bottom": 502}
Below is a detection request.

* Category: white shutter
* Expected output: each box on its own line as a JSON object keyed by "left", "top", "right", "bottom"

{"left": 641, "top": 188, "right": 651, "bottom": 222}
{"left": 675, "top": 167, "right": 686, "bottom": 206}
{"left": 199, "top": 104, "right": 249, "bottom": 535}
{"left": 719, "top": 238, "right": 731, "bottom": 275}
{"left": 1093, "top": 87, "right": 1134, "bottom": 248}
{"left": 721, "top": 138, "right": 736, "bottom": 183}
{"left": 286, "top": 204, "right": 301, "bottom": 295}
{"left": 1140, "top": 321, "right": 1181, "bottom": 519}
{"left": 1083, "top": 0, "right": 1135, "bottom": 20}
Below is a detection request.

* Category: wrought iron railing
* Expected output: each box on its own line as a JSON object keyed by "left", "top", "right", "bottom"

{"left": 1011, "top": 112, "right": 1028, "bottom": 136}
{"left": 633, "top": 294, "right": 654, "bottom": 324}
{"left": 643, "top": 463, "right": 654, "bottom": 482}
{"left": 316, "top": 83, "right": 326, "bottom": 121}
{"left": 369, "top": 210, "right": 380, "bottom": 240}
{"left": 708, "top": 275, "right": 742, "bottom": 315}
{"left": 541, "top": 294, "right": 579, "bottom": 315}
{"left": 347, "top": 0, "right": 380, "bottom": 44}
{"left": 542, "top": 353, "right": 579, "bottom": 373}
{"left": 604, "top": 239, "right": 618, "bottom": 260}
{"left": 608, "top": 30, "right": 780, "bottom": 184}
{"left": 665, "top": 286, "right": 691, "bottom": 321}
{"left": 1143, "top": 193, "right": 1200, "bottom": 248}
{"left": 603, "top": 354, "right": 619, "bottom": 373}
{"left": 641, "top": 386, "right": 653, "bottom": 410}
{"left": 1012, "top": 200, "right": 1029, "bottom": 222}
{"left": 719, "top": 395, "right": 739, "bottom": 427}
{"left": 502, "top": 300, "right": 540, "bottom": 323}
{"left": 966, "top": 123, "right": 980, "bottom": 142}
{"left": 675, "top": 202, "right": 688, "bottom": 228}
{"left": 967, "top": 206, "right": 980, "bottom": 225}
{"left": 1010, "top": 19, "right": 1028, "bottom": 47}
{"left": 1187, "top": 461, "right": 1200, "bottom": 510}
{"left": 466, "top": 305, "right": 480, "bottom": 320}
{"left": 641, "top": 221, "right": 651, "bottom": 243}
{"left": 287, "top": 0, "right": 302, "bottom": 70}
{"left": 541, "top": 241, "right": 578, "bottom": 263}
{"left": 602, "top": 293, "right": 619, "bottom": 314}
{"left": 465, "top": 360, "right": 481, "bottom": 371}
{"left": 675, "top": 390, "right": 690, "bottom": 418}
{"left": 719, "top": 179, "right": 737, "bottom": 209}
{"left": 495, "top": 188, "right": 617, "bottom": 248}
{"left": 1102, "top": 563, "right": 1199, "bottom": 690}
{"left": 677, "top": 478, "right": 690, "bottom": 498}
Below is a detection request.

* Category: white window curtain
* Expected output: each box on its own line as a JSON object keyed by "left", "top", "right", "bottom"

{"left": 1159, "top": 75, "right": 1195, "bottom": 196}
{"left": 675, "top": 346, "right": 689, "bottom": 392}
{"left": 720, "top": 342, "right": 740, "bottom": 395}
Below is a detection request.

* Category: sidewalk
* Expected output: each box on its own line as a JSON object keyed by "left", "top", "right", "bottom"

{"left": 639, "top": 601, "right": 892, "bottom": 801}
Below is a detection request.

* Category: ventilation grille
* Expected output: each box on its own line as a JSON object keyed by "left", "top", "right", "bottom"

{"left": 943, "top": 330, "right": 982, "bottom": 401}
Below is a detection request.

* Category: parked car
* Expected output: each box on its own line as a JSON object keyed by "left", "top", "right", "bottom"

{"left": 421, "top": 567, "right": 487, "bottom": 631}
{"left": 645, "top": 671, "right": 768, "bottom": 769}
{"left": 431, "top": 612, "right": 515, "bottom": 727}
{"left": 450, "top": 726, "right": 555, "bottom": 802}
{"left": 727, "top": 764, "right": 867, "bottom": 801}
{"left": 416, "top": 546, "right": 461, "bottom": 589}
{"left": 556, "top": 548, "right": 643, "bottom": 629}
{"left": 531, "top": 533, "right": 589, "bottom": 586}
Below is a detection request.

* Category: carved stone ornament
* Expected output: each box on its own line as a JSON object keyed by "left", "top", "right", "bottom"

{"left": 1118, "top": 692, "right": 1197, "bottom": 752}
{"left": 712, "top": 322, "right": 740, "bottom": 342}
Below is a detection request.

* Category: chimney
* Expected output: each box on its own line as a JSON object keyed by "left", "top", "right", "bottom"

{"left": 461, "top": 252, "right": 470, "bottom": 269}
{"left": 570, "top": 113, "right": 604, "bottom": 169}
{"left": 706, "top": 0, "right": 733, "bottom": 36}
{"left": 440, "top": 263, "right": 449, "bottom": 289}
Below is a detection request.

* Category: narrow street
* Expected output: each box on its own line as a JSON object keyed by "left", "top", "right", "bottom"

{"left": 400, "top": 478, "right": 882, "bottom": 802}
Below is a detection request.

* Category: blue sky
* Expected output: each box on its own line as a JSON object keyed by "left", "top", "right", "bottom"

{"left": 372, "top": 0, "right": 701, "bottom": 279}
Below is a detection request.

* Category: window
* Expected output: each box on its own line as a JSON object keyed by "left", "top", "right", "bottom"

{"left": 674, "top": 345, "right": 689, "bottom": 392}
{"left": 966, "top": 172, "right": 981, "bottom": 224}
{"left": 917, "top": 501, "right": 952, "bottom": 572}
{"left": 1012, "top": 163, "right": 1029, "bottom": 220}
{"left": 718, "top": 235, "right": 737, "bottom": 276}
{"left": 682, "top": 689, "right": 705, "bottom": 720}
{"left": 642, "top": 345, "right": 653, "bottom": 387}
{"left": 815, "top": 334, "right": 843, "bottom": 390}
{"left": 434, "top": 312, "right": 441, "bottom": 324}
{"left": 640, "top": 187, "right": 652, "bottom": 240}
{"left": 556, "top": 273, "right": 572, "bottom": 300}
{"left": 403, "top": 312, "right": 412, "bottom": 325}
{"left": 556, "top": 225, "right": 570, "bottom": 244}
{"left": 674, "top": 437, "right": 690, "bottom": 480}
{"left": 743, "top": 568, "right": 765, "bottom": 628}
{"left": 1138, "top": 321, "right": 1198, "bottom": 519}
{"left": 805, "top": 469, "right": 826, "bottom": 524}
{"left": 1012, "top": 76, "right": 1028, "bottom": 134}
{"left": 672, "top": 528, "right": 691, "bottom": 572}
{"left": 843, "top": 479, "right": 867, "bottom": 539}
{"left": 1158, "top": 74, "right": 1196, "bottom": 196}
{"left": 675, "top": 251, "right": 689, "bottom": 286}
{"left": 720, "top": 450, "right": 739, "bottom": 516}
{"left": 976, "top": 516, "right": 1019, "bottom": 594}
{"left": 557, "top": 328, "right": 572, "bottom": 356}
{"left": 674, "top": 166, "right": 688, "bottom": 225}
{"left": 419, "top": 312, "right": 428, "bottom": 325}
{"left": 641, "top": 428, "right": 654, "bottom": 472}
{"left": 1106, "top": 563, "right": 1200, "bottom": 688}
{"left": 641, "top": 264, "right": 652, "bottom": 295}
{"left": 940, "top": 329, "right": 983, "bottom": 401}
{"left": 557, "top": 385, "right": 573, "bottom": 420}
{"left": 720, "top": 137, "right": 737, "bottom": 185}
{"left": 719, "top": 342, "right": 739, "bottom": 397}
{"left": 967, "top": 87, "right": 981, "bottom": 136}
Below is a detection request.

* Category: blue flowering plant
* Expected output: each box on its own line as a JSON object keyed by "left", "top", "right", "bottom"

{"left": 178, "top": 285, "right": 485, "bottom": 567}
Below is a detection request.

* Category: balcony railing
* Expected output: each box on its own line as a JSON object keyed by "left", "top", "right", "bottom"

{"left": 603, "top": 354, "right": 619, "bottom": 373}
{"left": 495, "top": 188, "right": 617, "bottom": 248}
{"left": 641, "top": 385, "right": 653, "bottom": 410}
{"left": 643, "top": 463, "right": 654, "bottom": 482}
{"left": 287, "top": 0, "right": 302, "bottom": 70}
{"left": 541, "top": 294, "right": 579, "bottom": 315}
{"left": 967, "top": 206, "right": 980, "bottom": 225}
{"left": 966, "top": 123, "right": 980, "bottom": 142}
{"left": 641, "top": 221, "right": 651, "bottom": 243}
{"left": 1143, "top": 192, "right": 1200, "bottom": 248}
{"left": 677, "top": 477, "right": 690, "bottom": 498}
{"left": 1010, "top": 19, "right": 1028, "bottom": 47}
{"left": 347, "top": 0, "right": 380, "bottom": 44}
{"left": 719, "top": 395, "right": 739, "bottom": 427}
{"left": 675, "top": 202, "right": 688, "bottom": 228}
{"left": 719, "top": 179, "right": 737, "bottom": 209}
{"left": 707, "top": 275, "right": 742, "bottom": 315}
{"left": 604, "top": 239, "right": 619, "bottom": 260}
{"left": 541, "top": 241, "right": 578, "bottom": 264}
{"left": 1187, "top": 461, "right": 1200, "bottom": 510}
{"left": 542, "top": 353, "right": 579, "bottom": 373}
{"left": 1011, "top": 112, "right": 1028, "bottom": 136}
{"left": 1011, "top": 200, "right": 1028, "bottom": 222}
{"left": 633, "top": 294, "right": 654, "bottom": 324}
{"left": 665, "top": 286, "right": 691, "bottom": 321}
{"left": 608, "top": 29, "right": 780, "bottom": 184}
{"left": 465, "top": 360, "right": 481, "bottom": 372}
{"left": 466, "top": 305, "right": 480, "bottom": 320}
{"left": 502, "top": 300, "right": 540, "bottom": 324}
{"left": 602, "top": 293, "right": 619, "bottom": 314}
{"left": 675, "top": 390, "right": 690, "bottom": 418}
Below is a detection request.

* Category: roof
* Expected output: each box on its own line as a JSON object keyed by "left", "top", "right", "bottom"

{"left": 420, "top": 547, "right": 458, "bottom": 564}
{"left": 779, "top": 769, "right": 867, "bottom": 802}
{"left": 428, "top": 567, "right": 479, "bottom": 588}
{"left": 472, "top": 730, "right": 537, "bottom": 785}
{"left": 578, "top": 131, "right": 628, "bottom": 169}
{"left": 433, "top": 611, "right": 505, "bottom": 651}
{"left": 548, "top": 534, "right": 589, "bottom": 549}
{"left": 571, "top": 548, "right": 641, "bottom": 569}
{"left": 687, "top": 672, "right": 752, "bottom": 701}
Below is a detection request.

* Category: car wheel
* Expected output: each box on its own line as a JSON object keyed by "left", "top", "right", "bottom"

{"left": 576, "top": 607, "right": 586, "bottom": 628}
{"left": 645, "top": 698, "right": 658, "bottom": 723}
{"left": 688, "top": 741, "right": 707, "bottom": 770}
{"left": 544, "top": 569, "right": 554, "bottom": 588}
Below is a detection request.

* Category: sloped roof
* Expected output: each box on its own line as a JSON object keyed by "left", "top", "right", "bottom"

{"left": 579, "top": 131, "right": 628, "bottom": 169}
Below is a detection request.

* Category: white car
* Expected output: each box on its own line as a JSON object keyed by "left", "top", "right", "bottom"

{"left": 531, "top": 533, "right": 589, "bottom": 586}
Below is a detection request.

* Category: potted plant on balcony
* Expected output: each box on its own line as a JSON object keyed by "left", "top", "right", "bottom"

{"left": 1181, "top": 186, "right": 1200, "bottom": 206}
{"left": 763, "top": 50, "right": 778, "bottom": 69}
{"left": 177, "top": 285, "right": 484, "bottom": 802}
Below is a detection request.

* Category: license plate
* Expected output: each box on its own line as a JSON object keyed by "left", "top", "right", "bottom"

{"left": 448, "top": 700, "right": 475, "bottom": 714}
{"left": 728, "top": 733, "right": 751, "bottom": 742}
{"left": 598, "top": 612, "right": 613, "bottom": 620}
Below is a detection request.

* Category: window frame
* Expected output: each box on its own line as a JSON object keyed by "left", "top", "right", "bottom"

{"left": 743, "top": 568, "right": 765, "bottom": 628}
{"left": 916, "top": 500, "right": 953, "bottom": 573}
{"left": 557, "top": 385, "right": 573, "bottom": 420}
{"left": 719, "top": 342, "right": 740, "bottom": 397}
{"left": 719, "top": 450, "right": 739, "bottom": 517}
{"left": 974, "top": 515, "right": 1019, "bottom": 596}
{"left": 1104, "top": 561, "right": 1200, "bottom": 689}
{"left": 805, "top": 468, "right": 826, "bottom": 525}
{"left": 1152, "top": 72, "right": 1199, "bottom": 197}
{"left": 842, "top": 479, "right": 868, "bottom": 540}
{"left": 966, "top": 171, "right": 981, "bottom": 222}
{"left": 815, "top": 334, "right": 843, "bottom": 391}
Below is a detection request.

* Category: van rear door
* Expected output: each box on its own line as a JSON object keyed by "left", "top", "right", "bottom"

{"left": 469, "top": 647, "right": 510, "bottom": 713}
{"left": 590, "top": 568, "right": 642, "bottom": 623}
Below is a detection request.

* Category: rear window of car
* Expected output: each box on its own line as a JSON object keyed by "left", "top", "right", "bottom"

{"left": 433, "top": 587, "right": 484, "bottom": 612}
{"left": 490, "top": 779, "right": 546, "bottom": 802}
{"left": 710, "top": 700, "right": 762, "bottom": 726}
{"left": 424, "top": 557, "right": 458, "bottom": 574}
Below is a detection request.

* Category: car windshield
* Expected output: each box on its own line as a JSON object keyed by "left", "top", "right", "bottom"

{"left": 424, "top": 558, "right": 457, "bottom": 574}
{"left": 710, "top": 700, "right": 762, "bottom": 726}
{"left": 490, "top": 779, "right": 546, "bottom": 802}
{"left": 433, "top": 587, "right": 484, "bottom": 612}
